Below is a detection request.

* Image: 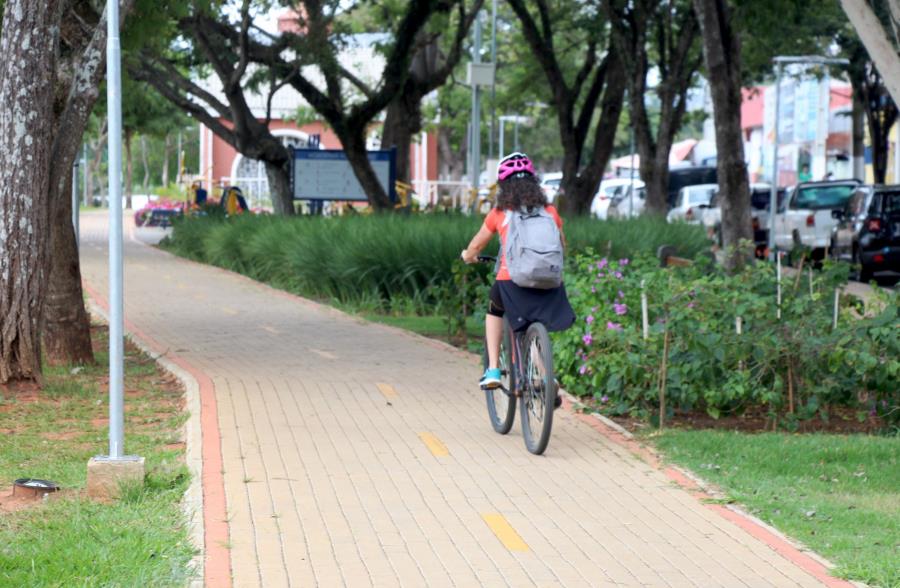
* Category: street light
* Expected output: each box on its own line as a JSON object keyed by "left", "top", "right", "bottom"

{"left": 768, "top": 55, "right": 850, "bottom": 255}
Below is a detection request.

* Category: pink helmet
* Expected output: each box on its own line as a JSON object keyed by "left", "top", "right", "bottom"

{"left": 497, "top": 152, "right": 535, "bottom": 182}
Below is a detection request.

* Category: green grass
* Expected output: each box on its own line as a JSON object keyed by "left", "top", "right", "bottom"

{"left": 0, "top": 326, "right": 194, "bottom": 587}
{"left": 651, "top": 430, "right": 900, "bottom": 587}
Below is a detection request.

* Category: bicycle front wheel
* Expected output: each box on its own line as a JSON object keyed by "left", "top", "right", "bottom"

{"left": 520, "top": 322, "right": 556, "bottom": 455}
{"left": 484, "top": 320, "right": 516, "bottom": 434}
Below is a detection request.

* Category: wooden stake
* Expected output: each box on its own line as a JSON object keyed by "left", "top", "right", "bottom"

{"left": 659, "top": 327, "right": 670, "bottom": 429}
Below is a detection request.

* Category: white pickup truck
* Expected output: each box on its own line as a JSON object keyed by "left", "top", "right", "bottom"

{"left": 773, "top": 180, "right": 861, "bottom": 259}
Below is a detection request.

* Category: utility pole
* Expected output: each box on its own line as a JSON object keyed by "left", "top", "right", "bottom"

{"left": 470, "top": 13, "right": 483, "bottom": 190}
{"left": 489, "top": 0, "right": 497, "bottom": 161}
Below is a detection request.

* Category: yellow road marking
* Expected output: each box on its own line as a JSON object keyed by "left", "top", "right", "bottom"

{"left": 310, "top": 348, "right": 337, "bottom": 360}
{"left": 418, "top": 432, "right": 449, "bottom": 457}
{"left": 482, "top": 514, "right": 529, "bottom": 551}
{"left": 221, "top": 306, "right": 238, "bottom": 316}
{"left": 376, "top": 383, "right": 397, "bottom": 399}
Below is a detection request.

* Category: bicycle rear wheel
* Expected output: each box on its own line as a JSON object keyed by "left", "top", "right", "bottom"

{"left": 484, "top": 320, "right": 516, "bottom": 434}
{"left": 520, "top": 322, "right": 556, "bottom": 455}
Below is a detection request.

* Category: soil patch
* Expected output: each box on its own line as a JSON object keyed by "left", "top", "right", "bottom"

{"left": 0, "top": 487, "right": 69, "bottom": 514}
{"left": 41, "top": 431, "right": 81, "bottom": 441}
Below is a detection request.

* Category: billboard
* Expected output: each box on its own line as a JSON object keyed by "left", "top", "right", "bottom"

{"left": 291, "top": 148, "right": 396, "bottom": 201}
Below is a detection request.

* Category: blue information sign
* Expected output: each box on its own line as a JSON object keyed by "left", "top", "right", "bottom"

{"left": 290, "top": 148, "right": 396, "bottom": 202}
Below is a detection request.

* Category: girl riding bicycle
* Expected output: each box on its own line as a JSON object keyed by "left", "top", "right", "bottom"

{"left": 461, "top": 152, "right": 575, "bottom": 390}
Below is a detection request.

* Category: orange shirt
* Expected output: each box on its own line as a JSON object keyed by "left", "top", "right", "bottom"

{"left": 483, "top": 205, "right": 563, "bottom": 280}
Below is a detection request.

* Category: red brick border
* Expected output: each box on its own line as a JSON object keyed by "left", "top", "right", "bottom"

{"left": 82, "top": 281, "right": 232, "bottom": 588}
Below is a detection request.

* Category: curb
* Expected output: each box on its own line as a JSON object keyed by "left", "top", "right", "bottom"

{"left": 85, "top": 296, "right": 205, "bottom": 587}
{"left": 559, "top": 391, "right": 863, "bottom": 588}
{"left": 83, "top": 225, "right": 232, "bottom": 588}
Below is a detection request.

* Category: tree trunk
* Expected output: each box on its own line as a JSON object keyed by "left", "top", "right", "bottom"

{"left": 639, "top": 154, "right": 670, "bottom": 217}
{"left": 342, "top": 128, "right": 393, "bottom": 211}
{"left": 438, "top": 126, "right": 465, "bottom": 182}
{"left": 841, "top": 0, "right": 900, "bottom": 107}
{"left": 558, "top": 57, "right": 627, "bottom": 216}
{"left": 693, "top": 0, "right": 752, "bottom": 271}
{"left": 43, "top": 0, "right": 135, "bottom": 366}
{"left": 162, "top": 133, "right": 172, "bottom": 187}
{"left": 42, "top": 171, "right": 94, "bottom": 365}
{"left": 141, "top": 135, "right": 151, "bottom": 192}
{"left": 381, "top": 97, "right": 421, "bottom": 184}
{"left": 125, "top": 128, "right": 134, "bottom": 209}
{"left": 0, "top": 0, "right": 64, "bottom": 384}
{"left": 264, "top": 160, "right": 294, "bottom": 215}
{"left": 852, "top": 89, "right": 866, "bottom": 180}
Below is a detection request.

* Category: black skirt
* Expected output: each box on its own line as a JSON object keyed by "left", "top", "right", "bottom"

{"left": 496, "top": 280, "right": 576, "bottom": 333}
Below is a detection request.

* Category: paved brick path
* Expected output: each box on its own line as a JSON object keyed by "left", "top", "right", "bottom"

{"left": 79, "top": 212, "right": 837, "bottom": 588}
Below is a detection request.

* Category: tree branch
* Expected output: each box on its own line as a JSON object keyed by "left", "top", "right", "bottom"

{"left": 129, "top": 57, "right": 238, "bottom": 148}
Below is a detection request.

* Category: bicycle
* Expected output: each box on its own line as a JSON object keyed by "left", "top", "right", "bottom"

{"left": 478, "top": 256, "right": 557, "bottom": 455}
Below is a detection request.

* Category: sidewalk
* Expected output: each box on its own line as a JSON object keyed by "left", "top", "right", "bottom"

{"left": 79, "top": 211, "right": 840, "bottom": 588}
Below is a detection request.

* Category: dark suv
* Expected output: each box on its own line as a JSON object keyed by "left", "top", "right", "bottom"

{"left": 831, "top": 185, "right": 900, "bottom": 281}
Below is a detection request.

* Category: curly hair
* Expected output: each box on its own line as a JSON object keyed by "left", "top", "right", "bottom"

{"left": 495, "top": 174, "right": 547, "bottom": 210}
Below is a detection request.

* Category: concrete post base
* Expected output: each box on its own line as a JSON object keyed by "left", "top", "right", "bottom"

{"left": 86, "top": 456, "right": 145, "bottom": 500}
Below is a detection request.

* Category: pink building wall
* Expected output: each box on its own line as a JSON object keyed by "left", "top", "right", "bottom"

{"left": 201, "top": 119, "right": 439, "bottom": 193}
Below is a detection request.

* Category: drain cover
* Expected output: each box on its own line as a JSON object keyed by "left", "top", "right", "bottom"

{"left": 13, "top": 478, "right": 60, "bottom": 498}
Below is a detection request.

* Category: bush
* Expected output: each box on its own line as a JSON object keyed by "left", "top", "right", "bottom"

{"left": 161, "top": 213, "right": 708, "bottom": 312}
{"left": 553, "top": 251, "right": 900, "bottom": 429}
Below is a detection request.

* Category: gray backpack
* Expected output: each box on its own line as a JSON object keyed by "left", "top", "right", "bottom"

{"left": 504, "top": 206, "right": 564, "bottom": 289}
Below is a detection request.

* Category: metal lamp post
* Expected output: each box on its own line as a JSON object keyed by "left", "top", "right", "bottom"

{"left": 768, "top": 56, "right": 849, "bottom": 256}
{"left": 86, "top": 0, "right": 145, "bottom": 500}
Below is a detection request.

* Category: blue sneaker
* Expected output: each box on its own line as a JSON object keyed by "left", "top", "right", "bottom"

{"left": 480, "top": 368, "right": 502, "bottom": 389}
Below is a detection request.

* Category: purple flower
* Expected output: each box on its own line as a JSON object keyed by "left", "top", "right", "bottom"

{"left": 591, "top": 286, "right": 597, "bottom": 293}
{"left": 582, "top": 333, "right": 593, "bottom": 345}
{"left": 579, "top": 364, "right": 588, "bottom": 375}
{"left": 619, "top": 258, "right": 629, "bottom": 266}
{"left": 597, "top": 272, "right": 605, "bottom": 279}
{"left": 687, "top": 302, "right": 695, "bottom": 309}
{"left": 614, "top": 303, "right": 628, "bottom": 316}
{"left": 606, "top": 321, "right": 622, "bottom": 331}
{"left": 600, "top": 395, "right": 609, "bottom": 403}
{"left": 591, "top": 306, "right": 597, "bottom": 312}
{"left": 586, "top": 315, "right": 595, "bottom": 325}
{"left": 597, "top": 258, "right": 608, "bottom": 270}
{"left": 617, "top": 290, "right": 625, "bottom": 299}
{"left": 614, "top": 271, "right": 623, "bottom": 279}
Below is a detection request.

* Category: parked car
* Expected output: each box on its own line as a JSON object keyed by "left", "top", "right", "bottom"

{"left": 773, "top": 179, "right": 861, "bottom": 260}
{"left": 831, "top": 184, "right": 900, "bottom": 281}
{"left": 591, "top": 178, "right": 645, "bottom": 220}
{"left": 699, "top": 183, "right": 786, "bottom": 255}
{"left": 666, "top": 166, "right": 718, "bottom": 209}
{"left": 667, "top": 184, "right": 717, "bottom": 224}
{"left": 607, "top": 185, "right": 647, "bottom": 219}
{"left": 540, "top": 172, "right": 563, "bottom": 203}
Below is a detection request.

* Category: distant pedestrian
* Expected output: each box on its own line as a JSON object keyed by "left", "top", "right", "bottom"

{"left": 799, "top": 164, "right": 812, "bottom": 183}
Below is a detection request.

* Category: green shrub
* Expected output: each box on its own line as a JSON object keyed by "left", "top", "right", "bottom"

{"left": 161, "top": 213, "right": 708, "bottom": 312}
{"left": 553, "top": 251, "right": 900, "bottom": 428}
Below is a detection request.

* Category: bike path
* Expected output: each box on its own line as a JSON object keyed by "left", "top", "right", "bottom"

{"left": 78, "top": 212, "right": 839, "bottom": 588}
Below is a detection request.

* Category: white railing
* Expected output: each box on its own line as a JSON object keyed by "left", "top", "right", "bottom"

{"left": 412, "top": 180, "right": 478, "bottom": 210}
